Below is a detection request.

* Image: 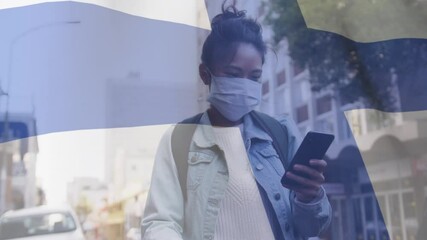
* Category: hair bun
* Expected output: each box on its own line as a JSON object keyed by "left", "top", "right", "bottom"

{"left": 211, "top": 1, "right": 247, "bottom": 25}
{"left": 201, "top": 0, "right": 266, "bottom": 69}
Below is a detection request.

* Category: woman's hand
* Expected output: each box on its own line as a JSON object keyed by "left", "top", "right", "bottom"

{"left": 282, "top": 159, "right": 327, "bottom": 203}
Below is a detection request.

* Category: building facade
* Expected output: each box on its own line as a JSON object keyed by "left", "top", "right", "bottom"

{"left": 0, "top": 113, "right": 39, "bottom": 214}
{"left": 200, "top": 1, "right": 427, "bottom": 240}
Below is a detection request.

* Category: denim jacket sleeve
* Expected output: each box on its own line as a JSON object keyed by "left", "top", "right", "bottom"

{"left": 292, "top": 187, "right": 332, "bottom": 237}
{"left": 141, "top": 126, "right": 184, "bottom": 240}
{"left": 281, "top": 115, "right": 332, "bottom": 238}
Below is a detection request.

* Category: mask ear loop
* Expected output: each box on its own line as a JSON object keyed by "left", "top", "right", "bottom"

{"left": 206, "top": 68, "right": 215, "bottom": 80}
{"left": 205, "top": 68, "right": 215, "bottom": 91}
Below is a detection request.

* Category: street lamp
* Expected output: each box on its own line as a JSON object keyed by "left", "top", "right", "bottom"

{"left": 4, "top": 20, "right": 81, "bottom": 97}
{"left": 0, "top": 87, "right": 8, "bottom": 97}
{"left": 0, "top": 20, "right": 80, "bottom": 212}
{"left": 2, "top": 20, "right": 80, "bottom": 142}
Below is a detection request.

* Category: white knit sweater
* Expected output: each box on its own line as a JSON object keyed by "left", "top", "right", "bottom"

{"left": 212, "top": 126, "right": 275, "bottom": 240}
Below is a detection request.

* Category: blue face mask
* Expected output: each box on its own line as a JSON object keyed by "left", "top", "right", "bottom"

{"left": 207, "top": 74, "right": 262, "bottom": 122}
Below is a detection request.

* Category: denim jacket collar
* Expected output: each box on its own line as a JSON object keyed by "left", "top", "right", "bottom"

{"left": 192, "top": 111, "right": 272, "bottom": 149}
{"left": 242, "top": 113, "right": 272, "bottom": 143}
{"left": 191, "top": 112, "right": 216, "bottom": 148}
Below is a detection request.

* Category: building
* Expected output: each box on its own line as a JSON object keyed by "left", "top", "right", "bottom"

{"left": 335, "top": 109, "right": 427, "bottom": 240}
{"left": 0, "top": 113, "right": 38, "bottom": 214}
{"left": 200, "top": 1, "right": 427, "bottom": 240}
{"left": 67, "top": 177, "right": 108, "bottom": 240}
{"left": 244, "top": 2, "right": 426, "bottom": 239}
{"left": 103, "top": 70, "right": 201, "bottom": 239}
{"left": 90, "top": 1, "right": 427, "bottom": 239}
{"left": 104, "top": 71, "right": 200, "bottom": 201}
{"left": 67, "top": 177, "right": 108, "bottom": 213}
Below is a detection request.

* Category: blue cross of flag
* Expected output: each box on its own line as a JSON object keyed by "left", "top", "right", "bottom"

{"left": 0, "top": 1, "right": 426, "bottom": 239}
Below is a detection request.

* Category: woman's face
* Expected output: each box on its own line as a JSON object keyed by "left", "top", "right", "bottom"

{"left": 200, "top": 43, "right": 263, "bottom": 84}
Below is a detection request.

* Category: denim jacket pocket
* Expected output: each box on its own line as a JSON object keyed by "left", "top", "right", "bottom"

{"left": 257, "top": 145, "right": 285, "bottom": 176}
{"left": 187, "top": 151, "right": 215, "bottom": 190}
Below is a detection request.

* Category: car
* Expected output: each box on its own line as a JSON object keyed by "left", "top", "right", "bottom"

{"left": 126, "top": 227, "right": 141, "bottom": 240}
{"left": 0, "top": 205, "right": 85, "bottom": 240}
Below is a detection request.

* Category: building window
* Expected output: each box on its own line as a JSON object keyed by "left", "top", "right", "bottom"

{"left": 316, "top": 118, "right": 335, "bottom": 134}
{"left": 292, "top": 80, "right": 310, "bottom": 106}
{"left": 344, "top": 111, "right": 362, "bottom": 138}
{"left": 260, "top": 97, "right": 271, "bottom": 115}
{"left": 298, "top": 125, "right": 308, "bottom": 136}
{"left": 276, "top": 70, "right": 286, "bottom": 86}
{"left": 293, "top": 62, "right": 304, "bottom": 76}
{"left": 262, "top": 81, "right": 269, "bottom": 95}
{"left": 275, "top": 90, "right": 286, "bottom": 115}
{"left": 366, "top": 110, "right": 395, "bottom": 132}
{"left": 316, "top": 95, "right": 332, "bottom": 115}
{"left": 402, "top": 191, "right": 416, "bottom": 219}
{"left": 296, "top": 104, "right": 309, "bottom": 123}
{"left": 341, "top": 119, "right": 353, "bottom": 140}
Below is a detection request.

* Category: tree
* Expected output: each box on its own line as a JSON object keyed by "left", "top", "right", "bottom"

{"left": 265, "top": 0, "right": 427, "bottom": 111}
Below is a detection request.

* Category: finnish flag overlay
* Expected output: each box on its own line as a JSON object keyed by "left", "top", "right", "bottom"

{"left": 0, "top": 0, "right": 426, "bottom": 240}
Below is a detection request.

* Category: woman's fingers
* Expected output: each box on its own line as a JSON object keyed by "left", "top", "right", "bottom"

{"left": 285, "top": 172, "right": 321, "bottom": 190}
{"left": 292, "top": 164, "right": 325, "bottom": 182}
{"left": 283, "top": 183, "right": 319, "bottom": 196}
{"left": 283, "top": 160, "right": 328, "bottom": 202}
{"left": 308, "top": 159, "right": 327, "bottom": 173}
{"left": 282, "top": 183, "right": 319, "bottom": 201}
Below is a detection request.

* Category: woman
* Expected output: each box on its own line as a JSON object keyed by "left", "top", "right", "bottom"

{"left": 141, "top": 3, "right": 331, "bottom": 240}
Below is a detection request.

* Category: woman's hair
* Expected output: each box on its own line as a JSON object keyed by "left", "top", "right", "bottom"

{"left": 201, "top": 0, "right": 267, "bottom": 70}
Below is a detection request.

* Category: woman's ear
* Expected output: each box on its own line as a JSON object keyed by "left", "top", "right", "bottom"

{"left": 199, "top": 63, "right": 211, "bottom": 86}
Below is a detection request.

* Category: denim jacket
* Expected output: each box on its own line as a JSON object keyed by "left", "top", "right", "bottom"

{"left": 141, "top": 112, "right": 331, "bottom": 240}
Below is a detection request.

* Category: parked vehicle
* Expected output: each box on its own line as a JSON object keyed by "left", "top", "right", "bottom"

{"left": 0, "top": 205, "right": 85, "bottom": 240}
{"left": 126, "top": 227, "right": 141, "bottom": 240}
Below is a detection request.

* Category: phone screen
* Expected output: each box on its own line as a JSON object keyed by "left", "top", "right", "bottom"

{"left": 281, "top": 131, "right": 334, "bottom": 186}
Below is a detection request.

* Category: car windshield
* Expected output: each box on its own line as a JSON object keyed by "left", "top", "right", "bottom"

{"left": 0, "top": 212, "right": 77, "bottom": 239}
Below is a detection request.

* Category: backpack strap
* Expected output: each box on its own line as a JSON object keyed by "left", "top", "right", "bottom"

{"left": 249, "top": 111, "right": 289, "bottom": 169}
{"left": 171, "top": 113, "right": 203, "bottom": 202}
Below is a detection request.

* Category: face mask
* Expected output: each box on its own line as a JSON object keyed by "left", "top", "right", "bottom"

{"left": 207, "top": 74, "right": 262, "bottom": 122}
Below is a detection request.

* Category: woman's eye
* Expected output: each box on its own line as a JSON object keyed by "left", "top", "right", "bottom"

{"left": 225, "top": 73, "right": 240, "bottom": 78}
{"left": 250, "top": 76, "right": 261, "bottom": 82}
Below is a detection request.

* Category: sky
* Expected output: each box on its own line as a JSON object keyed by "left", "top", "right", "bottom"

{"left": 36, "top": 129, "right": 106, "bottom": 204}
{"left": 35, "top": 124, "right": 170, "bottom": 204}
{"left": 0, "top": 1, "right": 205, "bottom": 204}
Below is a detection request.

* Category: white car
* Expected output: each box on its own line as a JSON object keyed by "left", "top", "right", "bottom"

{"left": 126, "top": 228, "right": 141, "bottom": 240}
{"left": 0, "top": 205, "right": 85, "bottom": 240}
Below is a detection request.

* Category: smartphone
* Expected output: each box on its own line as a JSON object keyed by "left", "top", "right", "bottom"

{"left": 281, "top": 131, "right": 334, "bottom": 186}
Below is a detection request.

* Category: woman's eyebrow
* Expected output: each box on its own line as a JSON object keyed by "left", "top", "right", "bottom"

{"left": 224, "top": 65, "right": 242, "bottom": 72}
{"left": 225, "top": 65, "right": 262, "bottom": 74}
